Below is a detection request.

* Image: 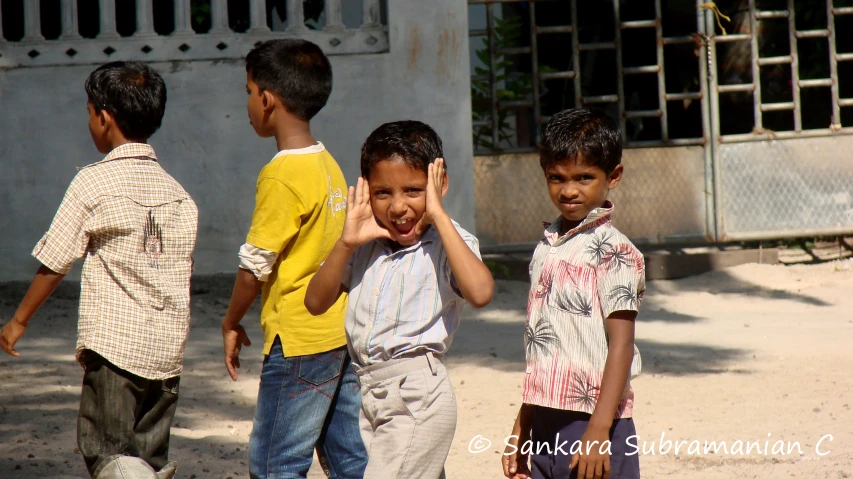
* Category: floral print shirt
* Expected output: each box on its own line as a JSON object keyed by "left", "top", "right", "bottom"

{"left": 522, "top": 202, "right": 644, "bottom": 418}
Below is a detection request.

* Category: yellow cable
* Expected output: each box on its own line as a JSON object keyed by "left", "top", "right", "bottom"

{"left": 698, "top": 2, "right": 732, "bottom": 35}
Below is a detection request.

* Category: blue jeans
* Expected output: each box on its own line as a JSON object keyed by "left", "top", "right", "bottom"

{"left": 249, "top": 337, "right": 367, "bottom": 479}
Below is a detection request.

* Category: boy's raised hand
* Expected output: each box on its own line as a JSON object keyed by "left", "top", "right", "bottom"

{"left": 415, "top": 158, "right": 448, "bottom": 236}
{"left": 340, "top": 177, "right": 392, "bottom": 248}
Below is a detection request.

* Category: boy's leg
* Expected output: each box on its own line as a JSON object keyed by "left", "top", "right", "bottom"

{"left": 134, "top": 376, "right": 180, "bottom": 473}
{"left": 77, "top": 350, "right": 146, "bottom": 476}
{"left": 529, "top": 406, "right": 559, "bottom": 479}
{"left": 316, "top": 352, "right": 368, "bottom": 479}
{"left": 361, "top": 354, "right": 457, "bottom": 479}
{"left": 249, "top": 338, "right": 345, "bottom": 479}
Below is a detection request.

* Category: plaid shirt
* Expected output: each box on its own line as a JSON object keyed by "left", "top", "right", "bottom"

{"left": 33, "top": 143, "right": 198, "bottom": 380}
{"left": 523, "top": 202, "right": 644, "bottom": 418}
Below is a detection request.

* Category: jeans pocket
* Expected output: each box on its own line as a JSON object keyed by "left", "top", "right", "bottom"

{"left": 161, "top": 376, "right": 180, "bottom": 395}
{"left": 297, "top": 349, "right": 345, "bottom": 386}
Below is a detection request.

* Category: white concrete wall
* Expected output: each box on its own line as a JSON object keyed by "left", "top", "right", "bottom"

{"left": 0, "top": 0, "right": 473, "bottom": 281}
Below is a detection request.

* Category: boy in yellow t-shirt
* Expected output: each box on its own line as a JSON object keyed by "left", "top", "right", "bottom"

{"left": 220, "top": 39, "right": 367, "bottom": 479}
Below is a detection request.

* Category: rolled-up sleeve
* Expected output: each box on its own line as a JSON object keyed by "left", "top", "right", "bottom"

{"left": 238, "top": 243, "right": 279, "bottom": 282}
{"left": 32, "top": 178, "right": 90, "bottom": 274}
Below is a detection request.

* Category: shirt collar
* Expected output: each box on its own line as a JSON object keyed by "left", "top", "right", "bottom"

{"left": 377, "top": 223, "right": 438, "bottom": 255}
{"left": 272, "top": 142, "right": 325, "bottom": 158}
{"left": 80, "top": 143, "right": 158, "bottom": 170}
{"left": 543, "top": 201, "right": 614, "bottom": 245}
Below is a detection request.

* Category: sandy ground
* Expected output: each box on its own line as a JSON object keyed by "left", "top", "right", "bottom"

{"left": 1, "top": 259, "right": 852, "bottom": 478}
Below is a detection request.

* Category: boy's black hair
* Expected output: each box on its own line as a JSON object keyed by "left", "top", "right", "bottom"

{"left": 85, "top": 61, "right": 167, "bottom": 141}
{"left": 539, "top": 108, "right": 623, "bottom": 173}
{"left": 245, "top": 39, "right": 332, "bottom": 121}
{"left": 360, "top": 121, "right": 444, "bottom": 178}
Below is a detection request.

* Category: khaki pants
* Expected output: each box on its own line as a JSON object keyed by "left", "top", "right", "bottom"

{"left": 357, "top": 352, "right": 457, "bottom": 479}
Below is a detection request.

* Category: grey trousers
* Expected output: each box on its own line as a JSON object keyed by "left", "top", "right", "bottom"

{"left": 357, "top": 352, "right": 457, "bottom": 479}
{"left": 77, "top": 350, "right": 179, "bottom": 478}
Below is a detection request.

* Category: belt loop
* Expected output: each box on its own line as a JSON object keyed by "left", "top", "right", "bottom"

{"left": 426, "top": 352, "right": 438, "bottom": 376}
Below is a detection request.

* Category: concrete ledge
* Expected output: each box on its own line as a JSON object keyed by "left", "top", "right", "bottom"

{"left": 483, "top": 247, "right": 781, "bottom": 282}
{"left": 643, "top": 248, "right": 779, "bottom": 280}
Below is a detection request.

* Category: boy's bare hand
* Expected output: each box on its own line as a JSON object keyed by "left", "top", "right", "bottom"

{"left": 340, "top": 177, "right": 392, "bottom": 248}
{"left": 415, "top": 158, "right": 448, "bottom": 236}
{"left": 502, "top": 434, "right": 532, "bottom": 479}
{"left": 222, "top": 323, "right": 251, "bottom": 381}
{"left": 1, "top": 318, "right": 27, "bottom": 358}
{"left": 570, "top": 425, "right": 611, "bottom": 479}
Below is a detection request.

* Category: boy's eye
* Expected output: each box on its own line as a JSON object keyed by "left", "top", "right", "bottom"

{"left": 548, "top": 175, "right": 563, "bottom": 182}
{"left": 405, "top": 188, "right": 423, "bottom": 196}
{"left": 373, "top": 190, "right": 390, "bottom": 197}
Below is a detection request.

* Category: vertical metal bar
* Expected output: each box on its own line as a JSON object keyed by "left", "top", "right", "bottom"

{"left": 286, "top": 0, "right": 306, "bottom": 32}
{"left": 787, "top": 0, "right": 802, "bottom": 131}
{"left": 0, "top": 4, "right": 4, "bottom": 42}
{"left": 748, "top": 0, "right": 762, "bottom": 130}
{"left": 23, "top": 0, "right": 44, "bottom": 41}
{"left": 250, "top": 0, "right": 272, "bottom": 32}
{"left": 613, "top": 0, "right": 627, "bottom": 143}
{"left": 61, "top": 0, "right": 82, "bottom": 39}
{"left": 324, "top": 0, "right": 345, "bottom": 31}
{"left": 487, "top": 3, "right": 500, "bottom": 149}
{"left": 827, "top": 0, "right": 841, "bottom": 128}
{"left": 530, "top": 1, "right": 542, "bottom": 145}
{"left": 210, "top": 0, "right": 230, "bottom": 33}
{"left": 706, "top": 3, "right": 725, "bottom": 241}
{"left": 570, "top": 0, "right": 582, "bottom": 108}
{"left": 654, "top": 0, "right": 669, "bottom": 141}
{"left": 362, "top": 0, "right": 381, "bottom": 28}
{"left": 698, "top": 0, "right": 717, "bottom": 241}
{"left": 174, "top": 0, "right": 193, "bottom": 35}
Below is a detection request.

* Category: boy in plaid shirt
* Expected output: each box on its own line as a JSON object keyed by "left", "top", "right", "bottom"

{"left": 1, "top": 61, "right": 197, "bottom": 479}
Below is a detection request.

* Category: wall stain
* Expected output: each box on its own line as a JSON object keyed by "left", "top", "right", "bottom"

{"left": 436, "top": 23, "right": 461, "bottom": 83}
{"left": 408, "top": 26, "right": 422, "bottom": 70}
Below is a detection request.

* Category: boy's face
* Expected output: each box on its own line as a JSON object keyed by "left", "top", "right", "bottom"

{"left": 367, "top": 158, "right": 429, "bottom": 247}
{"left": 544, "top": 157, "right": 623, "bottom": 227}
{"left": 246, "top": 74, "right": 272, "bottom": 137}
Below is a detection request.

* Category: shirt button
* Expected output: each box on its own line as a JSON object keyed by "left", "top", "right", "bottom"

{"left": 549, "top": 248, "right": 557, "bottom": 254}
{"left": 374, "top": 289, "right": 380, "bottom": 296}
{"left": 536, "top": 284, "right": 544, "bottom": 293}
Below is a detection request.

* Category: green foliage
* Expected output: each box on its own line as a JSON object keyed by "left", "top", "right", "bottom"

{"left": 485, "top": 261, "right": 511, "bottom": 280}
{"left": 472, "top": 15, "right": 556, "bottom": 151}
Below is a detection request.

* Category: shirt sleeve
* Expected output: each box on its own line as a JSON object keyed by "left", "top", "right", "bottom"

{"left": 246, "top": 178, "right": 306, "bottom": 254}
{"left": 596, "top": 241, "right": 646, "bottom": 319}
{"left": 340, "top": 250, "right": 356, "bottom": 291}
{"left": 31, "top": 177, "right": 90, "bottom": 274}
{"left": 238, "top": 243, "right": 279, "bottom": 282}
{"left": 441, "top": 229, "right": 482, "bottom": 298}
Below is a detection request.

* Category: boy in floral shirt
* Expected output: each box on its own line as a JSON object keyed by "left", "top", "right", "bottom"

{"left": 502, "top": 108, "right": 644, "bottom": 479}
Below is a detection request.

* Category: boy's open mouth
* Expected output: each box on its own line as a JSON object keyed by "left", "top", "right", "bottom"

{"left": 391, "top": 218, "right": 416, "bottom": 238}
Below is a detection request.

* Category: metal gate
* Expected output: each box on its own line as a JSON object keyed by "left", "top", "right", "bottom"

{"left": 468, "top": 0, "right": 853, "bottom": 246}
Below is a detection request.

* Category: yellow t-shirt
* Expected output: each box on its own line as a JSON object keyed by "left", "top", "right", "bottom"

{"left": 246, "top": 144, "right": 348, "bottom": 357}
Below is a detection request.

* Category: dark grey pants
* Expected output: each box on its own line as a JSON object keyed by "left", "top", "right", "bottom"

{"left": 530, "top": 406, "right": 640, "bottom": 479}
{"left": 77, "top": 350, "right": 179, "bottom": 477}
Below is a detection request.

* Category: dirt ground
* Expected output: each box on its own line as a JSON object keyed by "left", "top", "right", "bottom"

{"left": 1, "top": 259, "right": 852, "bottom": 478}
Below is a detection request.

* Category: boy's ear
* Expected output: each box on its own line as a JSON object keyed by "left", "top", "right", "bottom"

{"left": 261, "top": 90, "right": 276, "bottom": 113}
{"left": 441, "top": 170, "right": 449, "bottom": 197}
{"left": 607, "top": 164, "right": 624, "bottom": 190}
{"left": 99, "top": 108, "right": 113, "bottom": 131}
